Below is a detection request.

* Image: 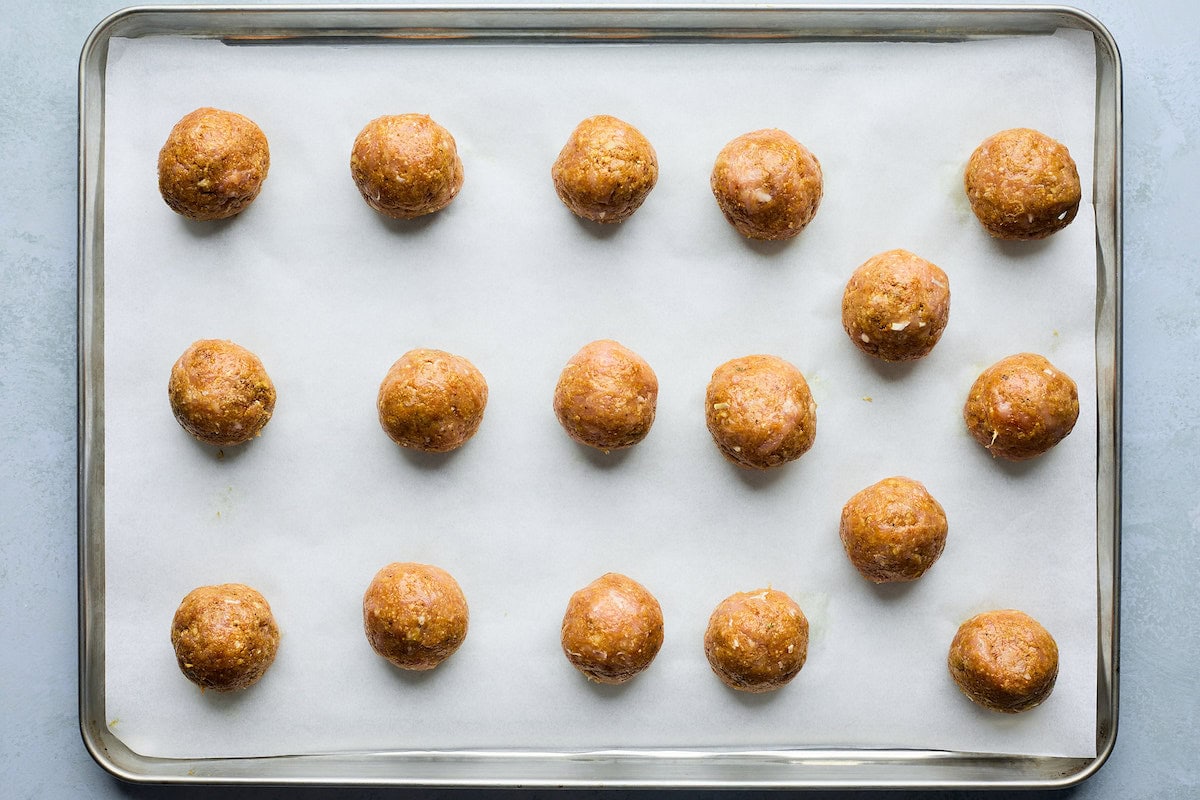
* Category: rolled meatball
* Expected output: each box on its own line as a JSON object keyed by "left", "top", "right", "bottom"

{"left": 963, "top": 353, "right": 1079, "bottom": 461}
{"left": 964, "top": 128, "right": 1081, "bottom": 240}
{"left": 840, "top": 476, "right": 948, "bottom": 583}
{"left": 171, "top": 583, "right": 280, "bottom": 692}
{"left": 350, "top": 114, "right": 464, "bottom": 219}
{"left": 168, "top": 339, "right": 276, "bottom": 447}
{"left": 363, "top": 562, "right": 469, "bottom": 671}
{"left": 377, "top": 349, "right": 488, "bottom": 453}
{"left": 158, "top": 107, "right": 270, "bottom": 221}
{"left": 705, "top": 354, "right": 817, "bottom": 470}
{"left": 704, "top": 588, "right": 809, "bottom": 693}
{"left": 553, "top": 339, "right": 658, "bottom": 452}
{"left": 948, "top": 609, "right": 1059, "bottom": 713}
{"left": 842, "top": 249, "right": 951, "bottom": 362}
{"left": 560, "top": 572, "right": 664, "bottom": 684}
{"left": 710, "top": 129, "right": 823, "bottom": 240}
{"left": 552, "top": 115, "right": 658, "bottom": 223}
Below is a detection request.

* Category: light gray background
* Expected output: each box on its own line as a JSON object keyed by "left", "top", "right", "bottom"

{"left": 0, "top": 0, "right": 1195, "bottom": 798}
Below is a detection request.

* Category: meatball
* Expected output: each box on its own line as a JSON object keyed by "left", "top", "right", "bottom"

{"left": 560, "top": 572, "right": 664, "bottom": 684}
{"left": 703, "top": 588, "right": 809, "bottom": 693}
{"left": 350, "top": 114, "right": 464, "bottom": 219}
{"left": 964, "top": 128, "right": 1081, "bottom": 240}
{"left": 551, "top": 115, "right": 658, "bottom": 223}
{"left": 705, "top": 354, "right": 817, "bottom": 470}
{"left": 710, "top": 129, "right": 823, "bottom": 241}
{"left": 948, "top": 609, "right": 1059, "bottom": 713}
{"left": 553, "top": 340, "right": 658, "bottom": 452}
{"left": 963, "top": 353, "right": 1079, "bottom": 461}
{"left": 839, "top": 476, "right": 948, "bottom": 583}
{"left": 842, "top": 249, "right": 951, "bottom": 362}
{"left": 168, "top": 339, "right": 276, "bottom": 447}
{"left": 377, "top": 349, "right": 488, "bottom": 453}
{"left": 170, "top": 584, "right": 280, "bottom": 692}
{"left": 157, "top": 107, "right": 270, "bottom": 221}
{"left": 362, "top": 562, "right": 469, "bottom": 671}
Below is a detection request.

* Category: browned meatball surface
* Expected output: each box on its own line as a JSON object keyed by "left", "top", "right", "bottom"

{"left": 171, "top": 583, "right": 280, "bottom": 692}
{"left": 842, "top": 249, "right": 951, "bottom": 362}
{"left": 840, "top": 476, "right": 948, "bottom": 584}
{"left": 964, "top": 128, "right": 1081, "bottom": 240}
{"left": 948, "top": 609, "right": 1059, "bottom": 713}
{"left": 710, "top": 129, "right": 823, "bottom": 241}
{"left": 168, "top": 339, "right": 276, "bottom": 447}
{"left": 377, "top": 349, "right": 488, "bottom": 453}
{"left": 963, "top": 353, "right": 1079, "bottom": 461}
{"left": 560, "top": 572, "right": 664, "bottom": 684}
{"left": 553, "top": 340, "right": 658, "bottom": 452}
{"left": 157, "top": 107, "right": 270, "bottom": 221}
{"left": 704, "top": 588, "right": 809, "bottom": 693}
{"left": 363, "top": 562, "right": 469, "bottom": 671}
{"left": 350, "top": 114, "right": 464, "bottom": 219}
{"left": 705, "top": 355, "right": 817, "bottom": 470}
{"left": 552, "top": 115, "right": 658, "bottom": 223}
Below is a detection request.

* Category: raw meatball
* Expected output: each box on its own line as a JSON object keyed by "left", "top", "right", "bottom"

{"left": 710, "top": 129, "right": 823, "bottom": 240}
{"left": 964, "top": 128, "right": 1081, "bottom": 240}
{"left": 963, "top": 353, "right": 1079, "bottom": 461}
{"left": 168, "top": 339, "right": 276, "bottom": 447}
{"left": 377, "top": 349, "right": 488, "bottom": 453}
{"left": 948, "top": 609, "right": 1059, "bottom": 713}
{"left": 363, "top": 562, "right": 469, "bottom": 671}
{"left": 350, "top": 114, "right": 464, "bottom": 219}
{"left": 552, "top": 115, "right": 658, "bottom": 223}
{"left": 705, "top": 354, "right": 817, "bottom": 470}
{"left": 553, "top": 339, "right": 658, "bottom": 452}
{"left": 157, "top": 107, "right": 270, "bottom": 221}
{"left": 560, "top": 572, "right": 664, "bottom": 684}
{"left": 842, "top": 249, "right": 951, "bottom": 362}
{"left": 171, "top": 584, "right": 280, "bottom": 692}
{"left": 704, "top": 588, "right": 809, "bottom": 693}
{"left": 839, "top": 476, "right": 948, "bottom": 583}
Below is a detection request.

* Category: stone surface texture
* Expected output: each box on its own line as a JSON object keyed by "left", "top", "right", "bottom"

{"left": 1, "top": 0, "right": 1196, "bottom": 798}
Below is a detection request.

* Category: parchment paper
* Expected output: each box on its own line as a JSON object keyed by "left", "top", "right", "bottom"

{"left": 102, "top": 29, "right": 1099, "bottom": 759}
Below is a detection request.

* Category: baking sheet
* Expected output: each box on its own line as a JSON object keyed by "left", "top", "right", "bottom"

{"left": 101, "top": 28, "right": 1098, "bottom": 759}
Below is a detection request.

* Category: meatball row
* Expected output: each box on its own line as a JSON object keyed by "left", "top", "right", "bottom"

{"left": 171, "top": 575, "right": 1058, "bottom": 715}
{"left": 160, "top": 109, "right": 1080, "bottom": 250}
{"left": 169, "top": 339, "right": 1077, "bottom": 465}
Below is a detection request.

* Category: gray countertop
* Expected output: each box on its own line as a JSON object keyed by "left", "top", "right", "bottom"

{"left": 2, "top": 0, "right": 1196, "bottom": 797}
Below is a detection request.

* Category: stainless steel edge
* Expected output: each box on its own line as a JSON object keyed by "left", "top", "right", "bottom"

{"left": 1066, "top": 2, "right": 1123, "bottom": 789}
{"left": 82, "top": 3, "right": 1111, "bottom": 40}
{"left": 78, "top": 4, "right": 1122, "bottom": 788}
{"left": 78, "top": 5, "right": 118, "bottom": 785}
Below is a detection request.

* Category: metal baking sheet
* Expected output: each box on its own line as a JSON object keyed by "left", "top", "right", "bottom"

{"left": 78, "top": 4, "right": 1121, "bottom": 789}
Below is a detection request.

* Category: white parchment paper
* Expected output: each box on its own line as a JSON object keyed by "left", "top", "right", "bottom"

{"left": 102, "top": 29, "right": 1098, "bottom": 759}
